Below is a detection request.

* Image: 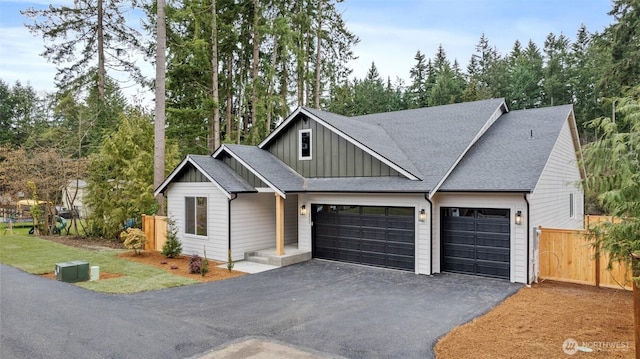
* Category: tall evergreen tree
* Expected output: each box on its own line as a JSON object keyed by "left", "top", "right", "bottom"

{"left": 542, "top": 32, "right": 572, "bottom": 106}
{"left": 407, "top": 50, "right": 429, "bottom": 108}
{"left": 22, "top": 0, "right": 143, "bottom": 98}
{"left": 599, "top": 0, "right": 640, "bottom": 95}
{"left": 0, "top": 80, "right": 46, "bottom": 147}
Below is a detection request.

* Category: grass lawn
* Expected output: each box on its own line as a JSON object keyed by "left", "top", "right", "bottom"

{"left": 0, "top": 229, "right": 199, "bottom": 293}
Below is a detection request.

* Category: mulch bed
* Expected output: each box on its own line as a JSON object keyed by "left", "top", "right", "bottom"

{"left": 435, "top": 280, "right": 635, "bottom": 358}
{"left": 38, "top": 235, "right": 245, "bottom": 283}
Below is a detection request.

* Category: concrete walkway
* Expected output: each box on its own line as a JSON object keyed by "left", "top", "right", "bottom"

{"left": 216, "top": 260, "right": 279, "bottom": 274}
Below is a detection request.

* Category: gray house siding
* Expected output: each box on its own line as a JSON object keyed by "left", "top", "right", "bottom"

{"left": 266, "top": 115, "right": 401, "bottom": 178}
{"left": 222, "top": 155, "right": 268, "bottom": 187}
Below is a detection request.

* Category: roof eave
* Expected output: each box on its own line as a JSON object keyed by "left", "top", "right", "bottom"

{"left": 216, "top": 145, "right": 288, "bottom": 198}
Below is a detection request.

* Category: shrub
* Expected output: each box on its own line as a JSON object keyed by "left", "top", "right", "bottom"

{"left": 189, "top": 251, "right": 210, "bottom": 276}
{"left": 189, "top": 254, "right": 202, "bottom": 274}
{"left": 201, "top": 247, "right": 209, "bottom": 277}
{"left": 119, "top": 228, "right": 146, "bottom": 255}
{"left": 161, "top": 219, "right": 182, "bottom": 258}
{"left": 227, "top": 249, "right": 234, "bottom": 272}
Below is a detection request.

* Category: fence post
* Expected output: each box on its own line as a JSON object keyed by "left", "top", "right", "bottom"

{"left": 632, "top": 253, "right": 640, "bottom": 356}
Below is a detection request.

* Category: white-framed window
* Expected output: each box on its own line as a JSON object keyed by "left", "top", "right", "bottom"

{"left": 299, "top": 129, "right": 312, "bottom": 160}
{"left": 569, "top": 193, "right": 574, "bottom": 219}
{"left": 185, "top": 196, "right": 207, "bottom": 236}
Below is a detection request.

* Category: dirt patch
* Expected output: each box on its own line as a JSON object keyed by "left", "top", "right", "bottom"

{"left": 40, "top": 234, "right": 125, "bottom": 250}
{"left": 435, "top": 280, "right": 634, "bottom": 358}
{"left": 40, "top": 271, "right": 123, "bottom": 280}
{"left": 117, "top": 250, "right": 246, "bottom": 282}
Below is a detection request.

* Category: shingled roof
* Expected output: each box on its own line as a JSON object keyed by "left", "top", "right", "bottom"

{"left": 157, "top": 100, "right": 579, "bottom": 196}
{"left": 440, "top": 105, "right": 575, "bottom": 192}
{"left": 154, "top": 155, "right": 255, "bottom": 198}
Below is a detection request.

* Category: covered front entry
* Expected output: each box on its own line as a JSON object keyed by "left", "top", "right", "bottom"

{"left": 441, "top": 207, "right": 510, "bottom": 279}
{"left": 311, "top": 204, "right": 415, "bottom": 271}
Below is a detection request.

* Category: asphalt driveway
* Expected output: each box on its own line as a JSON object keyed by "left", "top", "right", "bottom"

{"left": 1, "top": 260, "right": 521, "bottom": 359}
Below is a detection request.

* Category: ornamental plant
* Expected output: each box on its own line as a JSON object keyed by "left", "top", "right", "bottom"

{"left": 189, "top": 254, "right": 202, "bottom": 274}
{"left": 119, "top": 228, "right": 146, "bottom": 255}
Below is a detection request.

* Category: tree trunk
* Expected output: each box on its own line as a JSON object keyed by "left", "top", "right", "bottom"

{"left": 154, "top": 0, "right": 167, "bottom": 215}
{"left": 250, "top": 0, "right": 260, "bottom": 145}
{"left": 97, "top": 0, "right": 105, "bottom": 99}
{"left": 314, "top": 0, "right": 322, "bottom": 109}
{"left": 295, "top": 0, "right": 304, "bottom": 107}
{"left": 210, "top": 0, "right": 220, "bottom": 152}
{"left": 265, "top": 35, "right": 278, "bottom": 137}
{"left": 225, "top": 57, "right": 233, "bottom": 142}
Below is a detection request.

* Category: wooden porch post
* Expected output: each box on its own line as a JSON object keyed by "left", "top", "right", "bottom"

{"left": 275, "top": 193, "right": 285, "bottom": 255}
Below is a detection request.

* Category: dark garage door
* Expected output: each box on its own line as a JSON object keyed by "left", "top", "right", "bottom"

{"left": 312, "top": 205, "right": 415, "bottom": 271}
{"left": 441, "top": 208, "right": 510, "bottom": 279}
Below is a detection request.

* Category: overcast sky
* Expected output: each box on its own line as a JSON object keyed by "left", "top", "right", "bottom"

{"left": 0, "top": 0, "right": 614, "bottom": 99}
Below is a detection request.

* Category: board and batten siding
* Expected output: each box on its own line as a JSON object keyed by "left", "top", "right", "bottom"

{"left": 431, "top": 193, "right": 528, "bottom": 284}
{"left": 529, "top": 119, "right": 584, "bottom": 230}
{"left": 297, "top": 193, "right": 431, "bottom": 275}
{"left": 265, "top": 115, "right": 401, "bottom": 178}
{"left": 166, "top": 182, "right": 229, "bottom": 261}
{"left": 175, "top": 164, "right": 209, "bottom": 182}
{"left": 221, "top": 155, "right": 267, "bottom": 188}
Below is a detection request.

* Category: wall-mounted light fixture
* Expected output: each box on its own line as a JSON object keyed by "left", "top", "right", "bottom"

{"left": 419, "top": 209, "right": 426, "bottom": 222}
{"left": 515, "top": 210, "right": 522, "bottom": 225}
{"left": 300, "top": 204, "right": 307, "bottom": 216}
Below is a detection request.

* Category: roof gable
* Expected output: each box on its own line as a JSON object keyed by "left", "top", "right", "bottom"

{"left": 259, "top": 107, "right": 421, "bottom": 180}
{"left": 154, "top": 155, "right": 255, "bottom": 198}
{"left": 262, "top": 112, "right": 406, "bottom": 178}
{"left": 353, "top": 98, "right": 508, "bottom": 192}
{"left": 213, "top": 144, "right": 307, "bottom": 198}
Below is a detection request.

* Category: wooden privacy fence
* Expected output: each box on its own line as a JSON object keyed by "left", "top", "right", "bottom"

{"left": 142, "top": 215, "right": 168, "bottom": 251}
{"left": 538, "top": 215, "right": 631, "bottom": 290}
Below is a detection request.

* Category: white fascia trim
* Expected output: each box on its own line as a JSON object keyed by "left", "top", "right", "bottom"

{"left": 429, "top": 101, "right": 508, "bottom": 199}
{"left": 258, "top": 107, "right": 302, "bottom": 148}
{"left": 220, "top": 145, "right": 287, "bottom": 199}
{"left": 256, "top": 187, "right": 275, "bottom": 193}
{"left": 153, "top": 155, "right": 233, "bottom": 199}
{"left": 567, "top": 108, "right": 586, "bottom": 181}
{"left": 154, "top": 156, "right": 190, "bottom": 197}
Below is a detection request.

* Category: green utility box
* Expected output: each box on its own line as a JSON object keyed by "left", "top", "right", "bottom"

{"left": 55, "top": 261, "right": 90, "bottom": 283}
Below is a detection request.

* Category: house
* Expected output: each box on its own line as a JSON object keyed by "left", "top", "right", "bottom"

{"left": 62, "top": 179, "right": 90, "bottom": 218}
{"left": 155, "top": 98, "right": 584, "bottom": 284}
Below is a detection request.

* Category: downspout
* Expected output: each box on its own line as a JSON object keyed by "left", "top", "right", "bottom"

{"left": 424, "top": 193, "right": 433, "bottom": 274}
{"left": 524, "top": 193, "right": 530, "bottom": 285}
{"left": 228, "top": 193, "right": 238, "bottom": 252}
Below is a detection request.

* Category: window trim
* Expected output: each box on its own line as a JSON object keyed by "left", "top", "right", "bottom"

{"left": 185, "top": 196, "right": 208, "bottom": 237}
{"left": 569, "top": 193, "right": 575, "bottom": 219}
{"left": 298, "top": 129, "right": 312, "bottom": 160}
